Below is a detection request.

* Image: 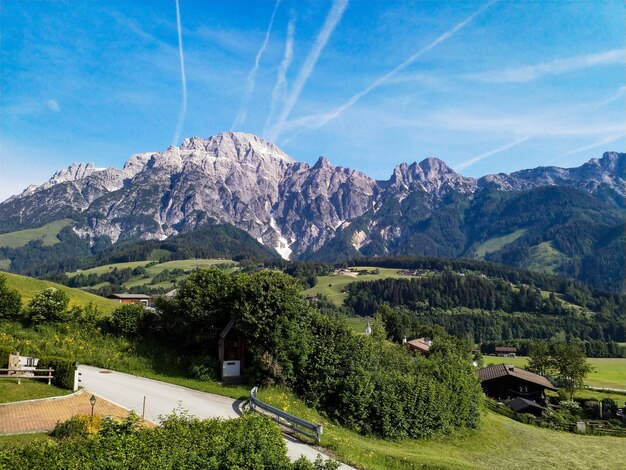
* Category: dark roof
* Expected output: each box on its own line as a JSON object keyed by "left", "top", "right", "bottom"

{"left": 505, "top": 397, "right": 548, "bottom": 413}
{"left": 219, "top": 319, "right": 236, "bottom": 339}
{"left": 108, "top": 294, "right": 152, "bottom": 300}
{"left": 495, "top": 347, "right": 517, "bottom": 352}
{"left": 476, "top": 364, "right": 557, "bottom": 391}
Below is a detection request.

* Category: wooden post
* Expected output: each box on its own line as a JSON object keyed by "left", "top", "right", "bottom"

{"left": 142, "top": 396, "right": 146, "bottom": 421}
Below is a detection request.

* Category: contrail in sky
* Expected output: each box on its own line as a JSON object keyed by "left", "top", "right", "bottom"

{"left": 266, "top": 0, "right": 349, "bottom": 141}
{"left": 172, "top": 0, "right": 187, "bottom": 147}
{"left": 455, "top": 135, "right": 532, "bottom": 171}
{"left": 281, "top": 0, "right": 497, "bottom": 145}
{"left": 231, "top": 0, "right": 282, "bottom": 131}
{"left": 264, "top": 13, "right": 296, "bottom": 136}
{"left": 550, "top": 133, "right": 625, "bottom": 163}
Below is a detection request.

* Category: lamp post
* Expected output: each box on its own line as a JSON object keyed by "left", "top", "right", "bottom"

{"left": 90, "top": 394, "right": 97, "bottom": 422}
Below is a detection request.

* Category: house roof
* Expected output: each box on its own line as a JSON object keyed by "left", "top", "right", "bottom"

{"left": 495, "top": 346, "right": 517, "bottom": 352}
{"left": 108, "top": 294, "right": 152, "bottom": 300}
{"left": 477, "top": 364, "right": 557, "bottom": 391}
{"left": 504, "top": 397, "right": 548, "bottom": 413}
{"left": 406, "top": 337, "right": 431, "bottom": 353}
{"left": 220, "top": 319, "right": 236, "bottom": 339}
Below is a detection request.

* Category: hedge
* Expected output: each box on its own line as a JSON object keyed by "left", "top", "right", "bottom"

{"left": 37, "top": 356, "right": 75, "bottom": 390}
{"left": 0, "top": 414, "right": 338, "bottom": 469}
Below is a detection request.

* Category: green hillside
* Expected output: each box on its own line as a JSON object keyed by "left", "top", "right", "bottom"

{"left": 65, "top": 258, "right": 239, "bottom": 292}
{"left": 0, "top": 219, "right": 73, "bottom": 248}
{"left": 2, "top": 272, "right": 119, "bottom": 315}
{"left": 302, "top": 267, "right": 419, "bottom": 304}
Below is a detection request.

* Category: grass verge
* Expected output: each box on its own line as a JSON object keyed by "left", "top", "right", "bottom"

{"left": 0, "top": 379, "right": 71, "bottom": 404}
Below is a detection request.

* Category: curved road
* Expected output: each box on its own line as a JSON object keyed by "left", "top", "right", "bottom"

{"left": 78, "top": 365, "right": 353, "bottom": 469}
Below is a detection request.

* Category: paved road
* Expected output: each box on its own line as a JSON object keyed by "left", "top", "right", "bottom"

{"left": 78, "top": 365, "right": 354, "bottom": 469}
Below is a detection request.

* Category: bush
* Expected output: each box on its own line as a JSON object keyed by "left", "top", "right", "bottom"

{"left": 38, "top": 356, "right": 75, "bottom": 390}
{"left": 24, "top": 288, "right": 70, "bottom": 324}
{"left": 0, "top": 274, "right": 21, "bottom": 319}
{"left": 189, "top": 355, "right": 219, "bottom": 381}
{"left": 0, "top": 346, "right": 15, "bottom": 368}
{"left": 107, "top": 303, "right": 148, "bottom": 337}
{"left": 51, "top": 414, "right": 101, "bottom": 439}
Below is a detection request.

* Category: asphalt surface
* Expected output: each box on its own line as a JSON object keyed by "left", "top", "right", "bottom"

{"left": 78, "top": 365, "right": 354, "bottom": 468}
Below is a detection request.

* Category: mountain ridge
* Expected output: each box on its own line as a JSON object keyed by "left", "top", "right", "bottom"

{"left": 0, "top": 132, "right": 623, "bottom": 290}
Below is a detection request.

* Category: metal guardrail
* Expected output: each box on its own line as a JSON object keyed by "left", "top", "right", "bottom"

{"left": 0, "top": 368, "right": 55, "bottom": 385}
{"left": 249, "top": 386, "right": 323, "bottom": 443}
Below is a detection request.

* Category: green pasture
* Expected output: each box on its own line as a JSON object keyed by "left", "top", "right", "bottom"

{"left": 302, "top": 267, "right": 418, "bottom": 305}
{"left": 2, "top": 272, "right": 119, "bottom": 315}
{"left": 257, "top": 386, "right": 626, "bottom": 470}
{"left": 67, "top": 258, "right": 238, "bottom": 290}
{"left": 474, "top": 229, "right": 527, "bottom": 258}
{"left": 0, "top": 219, "right": 74, "bottom": 249}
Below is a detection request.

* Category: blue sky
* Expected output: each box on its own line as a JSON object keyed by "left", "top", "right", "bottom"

{"left": 1, "top": 0, "right": 624, "bottom": 201}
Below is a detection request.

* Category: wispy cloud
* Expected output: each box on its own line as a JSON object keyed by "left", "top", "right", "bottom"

{"left": 280, "top": 0, "right": 497, "bottom": 145}
{"left": 266, "top": 0, "right": 349, "bottom": 141}
{"left": 264, "top": 12, "right": 296, "bottom": 136}
{"left": 172, "top": 0, "right": 187, "bottom": 147}
{"left": 44, "top": 99, "right": 60, "bottom": 112}
{"left": 455, "top": 135, "right": 532, "bottom": 171}
{"left": 550, "top": 133, "right": 625, "bottom": 163}
{"left": 231, "top": 0, "right": 281, "bottom": 131}
{"left": 468, "top": 48, "right": 625, "bottom": 83}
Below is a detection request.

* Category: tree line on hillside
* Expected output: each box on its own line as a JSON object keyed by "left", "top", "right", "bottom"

{"left": 0, "top": 224, "right": 276, "bottom": 278}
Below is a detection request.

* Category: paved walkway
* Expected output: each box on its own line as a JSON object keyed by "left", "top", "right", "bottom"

{"left": 0, "top": 390, "right": 135, "bottom": 434}
{"left": 78, "top": 365, "right": 355, "bottom": 469}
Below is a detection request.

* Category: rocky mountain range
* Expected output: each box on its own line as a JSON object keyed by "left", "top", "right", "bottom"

{"left": 0, "top": 132, "right": 624, "bottom": 290}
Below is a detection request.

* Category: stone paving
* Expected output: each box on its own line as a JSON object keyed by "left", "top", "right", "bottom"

{"left": 0, "top": 390, "right": 140, "bottom": 434}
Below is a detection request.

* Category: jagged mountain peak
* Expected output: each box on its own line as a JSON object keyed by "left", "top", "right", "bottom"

{"left": 179, "top": 131, "right": 295, "bottom": 164}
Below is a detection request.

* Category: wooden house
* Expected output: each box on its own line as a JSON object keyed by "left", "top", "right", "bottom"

{"left": 406, "top": 337, "right": 432, "bottom": 356}
{"left": 107, "top": 293, "right": 153, "bottom": 306}
{"left": 476, "top": 364, "right": 557, "bottom": 404}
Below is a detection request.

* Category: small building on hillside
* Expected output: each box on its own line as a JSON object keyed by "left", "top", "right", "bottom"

{"left": 108, "top": 293, "right": 153, "bottom": 306}
{"left": 503, "top": 397, "right": 549, "bottom": 417}
{"left": 477, "top": 364, "right": 557, "bottom": 404}
{"left": 495, "top": 346, "right": 517, "bottom": 357}
{"left": 406, "top": 337, "right": 432, "bottom": 356}
{"left": 218, "top": 319, "right": 245, "bottom": 382}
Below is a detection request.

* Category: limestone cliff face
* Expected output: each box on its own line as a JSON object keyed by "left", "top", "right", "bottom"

{"left": 1, "top": 131, "right": 623, "bottom": 260}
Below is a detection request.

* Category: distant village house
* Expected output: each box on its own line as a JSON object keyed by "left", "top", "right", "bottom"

{"left": 406, "top": 337, "right": 432, "bottom": 356}
{"left": 495, "top": 346, "right": 517, "bottom": 357}
{"left": 108, "top": 293, "right": 153, "bottom": 306}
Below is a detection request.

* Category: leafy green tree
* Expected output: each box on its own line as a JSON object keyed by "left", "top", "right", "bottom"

{"left": 527, "top": 341, "right": 551, "bottom": 376}
{"left": 157, "top": 268, "right": 234, "bottom": 349}
{"left": 233, "top": 270, "right": 312, "bottom": 385}
{"left": 0, "top": 274, "right": 21, "bottom": 319}
{"left": 550, "top": 341, "right": 592, "bottom": 400}
{"left": 24, "top": 287, "right": 70, "bottom": 323}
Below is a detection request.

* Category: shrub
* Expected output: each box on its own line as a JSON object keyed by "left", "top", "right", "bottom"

{"left": 24, "top": 288, "right": 70, "bottom": 324}
{"left": 189, "top": 355, "right": 219, "bottom": 381}
{"left": 0, "top": 274, "right": 21, "bottom": 319}
{"left": 107, "top": 303, "right": 148, "bottom": 337}
{"left": 37, "top": 356, "right": 75, "bottom": 390}
{"left": 51, "top": 414, "right": 101, "bottom": 439}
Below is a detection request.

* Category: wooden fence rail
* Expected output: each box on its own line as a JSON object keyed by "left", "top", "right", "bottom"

{"left": 249, "top": 386, "right": 323, "bottom": 443}
{"left": 0, "top": 368, "right": 55, "bottom": 385}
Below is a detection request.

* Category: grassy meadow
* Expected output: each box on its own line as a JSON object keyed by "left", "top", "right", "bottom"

{"left": 257, "top": 387, "right": 626, "bottom": 470}
{"left": 66, "top": 258, "right": 238, "bottom": 291}
{"left": 0, "top": 219, "right": 74, "bottom": 249}
{"left": 302, "top": 267, "right": 418, "bottom": 305}
{"left": 474, "top": 229, "right": 527, "bottom": 258}
{"left": 2, "top": 272, "right": 119, "bottom": 315}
